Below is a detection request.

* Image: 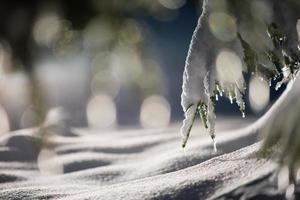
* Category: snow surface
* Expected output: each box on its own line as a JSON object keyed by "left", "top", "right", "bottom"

{"left": 0, "top": 117, "right": 278, "bottom": 200}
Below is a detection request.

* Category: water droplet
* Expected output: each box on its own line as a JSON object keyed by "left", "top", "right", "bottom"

{"left": 215, "top": 94, "right": 219, "bottom": 101}
{"left": 275, "top": 82, "right": 282, "bottom": 91}
{"left": 216, "top": 84, "right": 221, "bottom": 92}
{"left": 242, "top": 112, "right": 245, "bottom": 118}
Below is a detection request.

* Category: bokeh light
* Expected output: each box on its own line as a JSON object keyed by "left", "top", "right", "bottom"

{"left": 216, "top": 50, "right": 243, "bottom": 83}
{"left": 0, "top": 105, "right": 10, "bottom": 135}
{"left": 83, "top": 17, "right": 114, "bottom": 50}
{"left": 0, "top": 42, "right": 11, "bottom": 76}
{"left": 208, "top": 12, "right": 237, "bottom": 42}
{"left": 110, "top": 46, "right": 143, "bottom": 84}
{"left": 35, "top": 57, "right": 89, "bottom": 107}
{"left": 249, "top": 76, "right": 270, "bottom": 112}
{"left": 53, "top": 26, "right": 79, "bottom": 57}
{"left": 90, "top": 52, "right": 121, "bottom": 98}
{"left": 251, "top": 0, "right": 273, "bottom": 22}
{"left": 87, "top": 94, "right": 117, "bottom": 128}
{"left": 91, "top": 72, "right": 121, "bottom": 98}
{"left": 140, "top": 95, "right": 171, "bottom": 128}
{"left": 209, "top": 0, "right": 227, "bottom": 11}
{"left": 33, "top": 13, "right": 62, "bottom": 46}
{"left": 297, "top": 20, "right": 300, "bottom": 40}
{"left": 136, "top": 59, "right": 165, "bottom": 95}
{"left": 21, "top": 105, "right": 39, "bottom": 128}
{"left": 119, "top": 19, "right": 142, "bottom": 45}
{"left": 0, "top": 72, "right": 30, "bottom": 113}
{"left": 158, "top": 0, "right": 186, "bottom": 10}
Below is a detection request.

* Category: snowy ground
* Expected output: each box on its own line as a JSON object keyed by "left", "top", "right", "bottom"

{"left": 0, "top": 118, "right": 280, "bottom": 200}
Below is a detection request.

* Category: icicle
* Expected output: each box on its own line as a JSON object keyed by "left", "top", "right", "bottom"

{"left": 199, "top": 103, "right": 208, "bottom": 129}
{"left": 216, "top": 84, "right": 223, "bottom": 98}
{"left": 201, "top": 73, "right": 209, "bottom": 130}
{"left": 275, "top": 81, "right": 283, "bottom": 90}
{"left": 212, "top": 137, "right": 217, "bottom": 153}
{"left": 204, "top": 72, "right": 216, "bottom": 144}
{"left": 275, "top": 65, "right": 293, "bottom": 90}
{"left": 282, "top": 66, "right": 291, "bottom": 78}
{"left": 207, "top": 100, "right": 216, "bottom": 140}
{"left": 229, "top": 95, "right": 233, "bottom": 104}
{"left": 216, "top": 84, "right": 220, "bottom": 91}
{"left": 269, "top": 79, "right": 272, "bottom": 86}
{"left": 234, "top": 86, "right": 246, "bottom": 118}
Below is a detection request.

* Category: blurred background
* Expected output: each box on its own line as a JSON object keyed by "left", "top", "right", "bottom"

{"left": 0, "top": 0, "right": 288, "bottom": 135}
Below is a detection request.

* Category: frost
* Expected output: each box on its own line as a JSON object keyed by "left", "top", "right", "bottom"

{"left": 180, "top": 0, "right": 214, "bottom": 149}
{"left": 180, "top": 103, "right": 198, "bottom": 148}
{"left": 180, "top": 0, "right": 300, "bottom": 153}
{"left": 180, "top": 71, "right": 216, "bottom": 149}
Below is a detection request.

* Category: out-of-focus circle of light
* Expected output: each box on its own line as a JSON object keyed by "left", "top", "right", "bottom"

{"left": 37, "top": 148, "right": 63, "bottom": 175}
{"left": 0, "top": 44, "right": 5, "bottom": 71}
{"left": 0, "top": 43, "right": 11, "bottom": 77}
{"left": 140, "top": 95, "right": 171, "bottom": 128}
{"left": 83, "top": 18, "right": 113, "bottom": 49}
{"left": 0, "top": 72, "right": 30, "bottom": 111}
{"left": 251, "top": 0, "right": 273, "bottom": 22}
{"left": 208, "top": 12, "right": 237, "bottom": 42}
{"left": 90, "top": 52, "right": 121, "bottom": 98}
{"left": 158, "top": 0, "right": 186, "bottom": 10}
{"left": 33, "top": 14, "right": 62, "bottom": 46}
{"left": 0, "top": 105, "right": 9, "bottom": 135}
{"left": 249, "top": 76, "right": 270, "bottom": 112}
{"left": 119, "top": 19, "right": 142, "bottom": 45}
{"left": 110, "top": 47, "right": 143, "bottom": 84}
{"left": 297, "top": 20, "right": 300, "bottom": 40}
{"left": 87, "top": 95, "right": 117, "bottom": 128}
{"left": 216, "top": 50, "right": 243, "bottom": 83}
{"left": 21, "top": 105, "right": 39, "bottom": 128}
{"left": 91, "top": 73, "right": 121, "bottom": 98}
